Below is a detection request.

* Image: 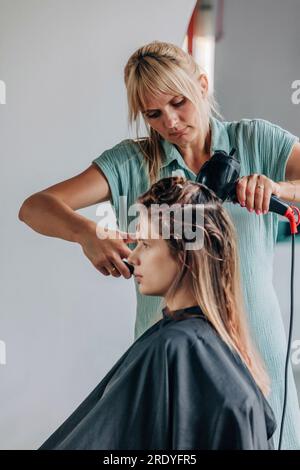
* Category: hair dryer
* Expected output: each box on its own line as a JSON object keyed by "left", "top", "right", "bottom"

{"left": 196, "top": 148, "right": 299, "bottom": 234}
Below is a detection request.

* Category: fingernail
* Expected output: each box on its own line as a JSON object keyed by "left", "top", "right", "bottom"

{"left": 263, "top": 210, "right": 267, "bottom": 214}
{"left": 257, "top": 210, "right": 261, "bottom": 215}
{"left": 249, "top": 208, "right": 254, "bottom": 212}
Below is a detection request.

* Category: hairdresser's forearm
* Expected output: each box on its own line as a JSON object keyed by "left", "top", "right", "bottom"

{"left": 278, "top": 179, "right": 300, "bottom": 203}
{"left": 18, "top": 192, "right": 95, "bottom": 244}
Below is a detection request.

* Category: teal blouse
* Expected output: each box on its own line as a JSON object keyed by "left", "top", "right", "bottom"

{"left": 92, "top": 117, "right": 300, "bottom": 449}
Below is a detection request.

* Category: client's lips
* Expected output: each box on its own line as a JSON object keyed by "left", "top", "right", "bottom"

{"left": 135, "top": 275, "right": 143, "bottom": 284}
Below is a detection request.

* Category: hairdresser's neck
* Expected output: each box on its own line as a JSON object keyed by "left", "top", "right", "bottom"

{"left": 175, "top": 125, "right": 211, "bottom": 174}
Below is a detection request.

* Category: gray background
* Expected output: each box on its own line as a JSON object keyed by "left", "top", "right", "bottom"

{"left": 0, "top": 0, "right": 299, "bottom": 449}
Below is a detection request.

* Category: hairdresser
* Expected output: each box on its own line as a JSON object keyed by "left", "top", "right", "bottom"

{"left": 18, "top": 41, "right": 300, "bottom": 449}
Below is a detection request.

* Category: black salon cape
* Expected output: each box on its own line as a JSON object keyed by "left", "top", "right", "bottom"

{"left": 39, "top": 305, "right": 276, "bottom": 450}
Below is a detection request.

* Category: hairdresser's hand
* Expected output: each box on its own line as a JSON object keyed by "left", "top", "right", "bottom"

{"left": 236, "top": 174, "right": 281, "bottom": 215}
{"left": 79, "top": 223, "right": 136, "bottom": 278}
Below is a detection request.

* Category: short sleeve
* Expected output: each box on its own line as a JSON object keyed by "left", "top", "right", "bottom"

{"left": 92, "top": 140, "right": 149, "bottom": 231}
{"left": 92, "top": 146, "right": 123, "bottom": 219}
{"left": 254, "top": 119, "right": 299, "bottom": 182}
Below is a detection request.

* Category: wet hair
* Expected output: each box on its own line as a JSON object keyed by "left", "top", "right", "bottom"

{"left": 124, "top": 40, "right": 222, "bottom": 184}
{"left": 137, "top": 176, "right": 270, "bottom": 397}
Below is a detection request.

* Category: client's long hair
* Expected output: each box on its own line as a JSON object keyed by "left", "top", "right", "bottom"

{"left": 137, "top": 176, "right": 270, "bottom": 397}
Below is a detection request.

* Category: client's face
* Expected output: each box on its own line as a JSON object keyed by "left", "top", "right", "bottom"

{"left": 127, "top": 218, "right": 179, "bottom": 297}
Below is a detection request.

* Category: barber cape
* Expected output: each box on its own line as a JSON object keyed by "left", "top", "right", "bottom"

{"left": 39, "top": 305, "right": 276, "bottom": 450}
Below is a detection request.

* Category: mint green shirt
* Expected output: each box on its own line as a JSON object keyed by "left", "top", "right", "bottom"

{"left": 92, "top": 117, "right": 300, "bottom": 449}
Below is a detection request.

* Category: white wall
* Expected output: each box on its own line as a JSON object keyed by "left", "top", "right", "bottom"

{"left": 0, "top": 0, "right": 195, "bottom": 449}
{"left": 214, "top": 0, "right": 300, "bottom": 135}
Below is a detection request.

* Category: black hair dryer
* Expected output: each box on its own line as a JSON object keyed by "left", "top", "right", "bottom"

{"left": 196, "top": 148, "right": 300, "bottom": 234}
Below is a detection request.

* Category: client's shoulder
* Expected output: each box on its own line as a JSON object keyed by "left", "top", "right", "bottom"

{"left": 153, "top": 316, "right": 218, "bottom": 353}
{"left": 161, "top": 315, "right": 217, "bottom": 341}
{"left": 153, "top": 317, "right": 260, "bottom": 403}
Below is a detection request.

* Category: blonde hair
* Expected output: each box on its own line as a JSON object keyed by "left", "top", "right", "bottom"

{"left": 137, "top": 176, "right": 270, "bottom": 397}
{"left": 124, "top": 40, "right": 223, "bottom": 185}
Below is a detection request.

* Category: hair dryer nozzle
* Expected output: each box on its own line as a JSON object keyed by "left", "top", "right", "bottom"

{"left": 196, "top": 149, "right": 240, "bottom": 202}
